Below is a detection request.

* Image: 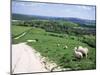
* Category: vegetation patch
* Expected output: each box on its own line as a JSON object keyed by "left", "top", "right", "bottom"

{"left": 12, "top": 24, "right": 96, "bottom": 70}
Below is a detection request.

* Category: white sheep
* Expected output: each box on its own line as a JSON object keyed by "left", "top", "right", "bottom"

{"left": 64, "top": 45, "right": 68, "bottom": 49}
{"left": 74, "top": 47, "right": 83, "bottom": 59}
{"left": 57, "top": 44, "right": 60, "bottom": 47}
{"left": 77, "top": 46, "right": 88, "bottom": 58}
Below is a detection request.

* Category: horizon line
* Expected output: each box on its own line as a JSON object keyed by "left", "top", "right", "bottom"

{"left": 12, "top": 13, "right": 96, "bottom": 20}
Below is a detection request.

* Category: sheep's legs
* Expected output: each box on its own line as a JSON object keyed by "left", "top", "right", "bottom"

{"left": 81, "top": 55, "right": 83, "bottom": 58}
{"left": 85, "top": 54, "right": 87, "bottom": 58}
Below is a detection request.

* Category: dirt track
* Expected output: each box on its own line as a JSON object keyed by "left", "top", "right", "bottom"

{"left": 12, "top": 43, "right": 48, "bottom": 74}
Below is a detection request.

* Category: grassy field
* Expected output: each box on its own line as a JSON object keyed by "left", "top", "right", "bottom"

{"left": 12, "top": 25, "right": 32, "bottom": 38}
{"left": 12, "top": 25, "right": 96, "bottom": 70}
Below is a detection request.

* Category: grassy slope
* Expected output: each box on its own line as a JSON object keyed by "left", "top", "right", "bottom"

{"left": 12, "top": 25, "right": 32, "bottom": 37}
{"left": 12, "top": 25, "right": 96, "bottom": 70}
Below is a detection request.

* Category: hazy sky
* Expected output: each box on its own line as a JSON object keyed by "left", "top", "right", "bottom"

{"left": 12, "top": 1, "right": 96, "bottom": 20}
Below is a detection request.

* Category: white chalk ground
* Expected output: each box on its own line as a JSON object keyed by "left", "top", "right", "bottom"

{"left": 12, "top": 43, "right": 61, "bottom": 74}
{"left": 12, "top": 43, "right": 48, "bottom": 74}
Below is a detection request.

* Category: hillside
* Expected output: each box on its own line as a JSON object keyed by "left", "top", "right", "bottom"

{"left": 12, "top": 13, "right": 96, "bottom": 26}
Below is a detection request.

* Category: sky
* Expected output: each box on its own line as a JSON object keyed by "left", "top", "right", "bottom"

{"left": 12, "top": 1, "right": 96, "bottom": 20}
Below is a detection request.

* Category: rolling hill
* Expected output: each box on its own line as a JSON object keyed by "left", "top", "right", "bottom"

{"left": 12, "top": 13, "right": 96, "bottom": 26}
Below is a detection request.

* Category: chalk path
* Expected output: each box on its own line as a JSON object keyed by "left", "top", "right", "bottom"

{"left": 12, "top": 43, "right": 48, "bottom": 74}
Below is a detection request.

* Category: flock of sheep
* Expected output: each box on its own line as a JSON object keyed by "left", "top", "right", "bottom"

{"left": 74, "top": 46, "right": 88, "bottom": 59}
{"left": 57, "top": 44, "right": 89, "bottom": 59}
{"left": 27, "top": 39, "right": 89, "bottom": 59}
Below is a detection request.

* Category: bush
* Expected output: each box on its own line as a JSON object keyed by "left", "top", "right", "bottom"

{"left": 82, "top": 35, "right": 96, "bottom": 48}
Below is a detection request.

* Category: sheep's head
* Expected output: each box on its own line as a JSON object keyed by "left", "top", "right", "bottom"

{"left": 78, "top": 46, "right": 83, "bottom": 49}
{"left": 74, "top": 47, "right": 77, "bottom": 51}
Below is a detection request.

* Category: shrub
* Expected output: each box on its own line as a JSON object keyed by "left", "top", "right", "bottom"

{"left": 82, "top": 35, "right": 96, "bottom": 48}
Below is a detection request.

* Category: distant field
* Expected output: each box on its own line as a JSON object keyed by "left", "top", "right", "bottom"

{"left": 12, "top": 25, "right": 32, "bottom": 38}
{"left": 12, "top": 25, "right": 96, "bottom": 70}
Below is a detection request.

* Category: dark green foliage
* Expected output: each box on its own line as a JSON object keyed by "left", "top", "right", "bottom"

{"left": 12, "top": 20, "right": 96, "bottom": 36}
{"left": 12, "top": 14, "right": 35, "bottom": 20}
{"left": 82, "top": 35, "right": 96, "bottom": 48}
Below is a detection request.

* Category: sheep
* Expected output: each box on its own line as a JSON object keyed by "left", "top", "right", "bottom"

{"left": 57, "top": 44, "right": 60, "bottom": 47}
{"left": 74, "top": 47, "right": 83, "bottom": 59}
{"left": 64, "top": 45, "right": 68, "bottom": 49}
{"left": 77, "top": 46, "right": 89, "bottom": 58}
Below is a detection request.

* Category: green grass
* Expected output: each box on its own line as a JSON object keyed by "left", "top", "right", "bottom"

{"left": 12, "top": 25, "right": 96, "bottom": 70}
{"left": 12, "top": 25, "right": 32, "bottom": 37}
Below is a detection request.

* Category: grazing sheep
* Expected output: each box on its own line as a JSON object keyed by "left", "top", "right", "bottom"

{"left": 77, "top": 46, "right": 89, "bottom": 58}
{"left": 74, "top": 47, "right": 83, "bottom": 59}
{"left": 64, "top": 45, "right": 68, "bottom": 49}
{"left": 57, "top": 44, "right": 60, "bottom": 47}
